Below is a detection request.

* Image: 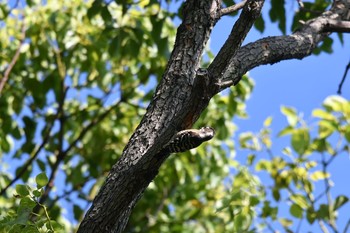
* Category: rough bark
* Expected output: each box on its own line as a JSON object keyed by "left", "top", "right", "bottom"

{"left": 78, "top": 0, "right": 350, "bottom": 232}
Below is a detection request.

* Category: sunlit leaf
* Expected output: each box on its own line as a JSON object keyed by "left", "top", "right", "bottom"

{"left": 15, "top": 184, "right": 30, "bottom": 197}
{"left": 334, "top": 195, "right": 349, "bottom": 210}
{"left": 291, "top": 128, "right": 310, "bottom": 155}
{"left": 290, "top": 194, "right": 309, "bottom": 209}
{"left": 290, "top": 203, "right": 303, "bottom": 218}
{"left": 36, "top": 172, "right": 49, "bottom": 189}
{"left": 281, "top": 106, "right": 298, "bottom": 126}
{"left": 310, "top": 171, "right": 330, "bottom": 181}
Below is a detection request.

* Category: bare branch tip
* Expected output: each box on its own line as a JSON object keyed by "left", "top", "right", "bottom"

{"left": 220, "top": 0, "right": 247, "bottom": 16}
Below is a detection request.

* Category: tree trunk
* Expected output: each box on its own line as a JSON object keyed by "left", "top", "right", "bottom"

{"left": 78, "top": 0, "right": 350, "bottom": 232}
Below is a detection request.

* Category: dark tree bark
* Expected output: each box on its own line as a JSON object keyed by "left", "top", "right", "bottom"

{"left": 77, "top": 0, "right": 350, "bottom": 232}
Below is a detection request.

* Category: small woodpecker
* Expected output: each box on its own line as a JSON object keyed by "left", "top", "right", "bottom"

{"left": 164, "top": 126, "right": 215, "bottom": 153}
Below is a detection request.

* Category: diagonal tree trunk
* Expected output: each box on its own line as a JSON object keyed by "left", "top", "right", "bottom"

{"left": 78, "top": 0, "right": 350, "bottom": 232}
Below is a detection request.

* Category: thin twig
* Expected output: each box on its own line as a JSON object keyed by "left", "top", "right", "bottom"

{"left": 296, "top": 0, "right": 304, "bottom": 8}
{"left": 32, "top": 84, "right": 67, "bottom": 214}
{"left": 33, "top": 197, "right": 54, "bottom": 231}
{"left": 319, "top": 219, "right": 330, "bottom": 233}
{"left": 2, "top": 0, "right": 20, "bottom": 20}
{"left": 47, "top": 176, "right": 93, "bottom": 211}
{"left": 33, "top": 99, "right": 122, "bottom": 214}
{"left": 0, "top": 89, "right": 68, "bottom": 196}
{"left": 209, "top": 0, "right": 264, "bottom": 86}
{"left": 343, "top": 218, "right": 350, "bottom": 233}
{"left": 296, "top": 218, "right": 303, "bottom": 233}
{"left": 64, "top": 100, "right": 122, "bottom": 155}
{"left": 297, "top": 0, "right": 323, "bottom": 15}
{"left": 337, "top": 58, "right": 350, "bottom": 95}
{"left": 0, "top": 18, "right": 26, "bottom": 94}
{"left": 220, "top": 0, "right": 247, "bottom": 16}
{"left": 33, "top": 150, "right": 65, "bottom": 214}
{"left": 322, "top": 153, "right": 338, "bottom": 233}
{"left": 264, "top": 219, "right": 277, "bottom": 233}
{"left": 32, "top": 37, "right": 68, "bottom": 211}
{"left": 47, "top": 188, "right": 76, "bottom": 210}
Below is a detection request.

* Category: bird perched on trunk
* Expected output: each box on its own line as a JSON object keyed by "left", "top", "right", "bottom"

{"left": 164, "top": 126, "right": 215, "bottom": 153}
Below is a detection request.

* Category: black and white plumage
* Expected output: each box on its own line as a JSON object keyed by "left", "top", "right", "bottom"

{"left": 164, "top": 127, "right": 215, "bottom": 153}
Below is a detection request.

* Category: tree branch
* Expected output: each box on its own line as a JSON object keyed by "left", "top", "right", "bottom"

{"left": 323, "top": 19, "right": 350, "bottom": 33}
{"left": 32, "top": 83, "right": 67, "bottom": 215}
{"left": 0, "top": 88, "right": 68, "bottom": 196}
{"left": 64, "top": 100, "right": 122, "bottom": 155}
{"left": 337, "top": 57, "right": 350, "bottom": 94}
{"left": 33, "top": 99, "right": 122, "bottom": 214}
{"left": 344, "top": 218, "right": 350, "bottom": 233}
{"left": 220, "top": 0, "right": 247, "bottom": 16}
{"left": 215, "top": 0, "right": 350, "bottom": 91}
{"left": 321, "top": 153, "right": 338, "bottom": 232}
{"left": 0, "top": 19, "right": 26, "bottom": 95}
{"left": 208, "top": 0, "right": 264, "bottom": 84}
{"left": 319, "top": 219, "right": 330, "bottom": 233}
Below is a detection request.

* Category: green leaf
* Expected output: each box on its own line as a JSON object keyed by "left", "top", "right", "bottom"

{"left": 0, "top": 136, "right": 10, "bottom": 153}
{"left": 282, "top": 147, "right": 292, "bottom": 156}
{"left": 345, "top": 125, "right": 350, "bottom": 142}
{"left": 23, "top": 116, "right": 36, "bottom": 141}
{"left": 306, "top": 207, "right": 316, "bottom": 224}
{"left": 36, "top": 172, "right": 48, "bottom": 189}
{"left": 312, "top": 109, "right": 336, "bottom": 121}
{"left": 239, "top": 132, "right": 260, "bottom": 150}
{"left": 310, "top": 171, "right": 330, "bottom": 181}
{"left": 290, "top": 203, "right": 303, "bottom": 218}
{"left": 334, "top": 195, "right": 349, "bottom": 210}
{"left": 291, "top": 128, "right": 310, "bottom": 155}
{"left": 279, "top": 218, "right": 293, "bottom": 227}
{"left": 290, "top": 194, "right": 309, "bottom": 209}
{"left": 101, "top": 6, "right": 112, "bottom": 22}
{"left": 32, "top": 189, "right": 42, "bottom": 198}
{"left": 15, "top": 163, "right": 33, "bottom": 182}
{"left": 50, "top": 221, "right": 64, "bottom": 231}
{"left": 316, "top": 37, "right": 333, "bottom": 54}
{"left": 269, "top": 0, "right": 286, "bottom": 34}
{"left": 36, "top": 159, "right": 46, "bottom": 172}
{"left": 16, "top": 184, "right": 30, "bottom": 197}
{"left": 261, "top": 201, "right": 278, "bottom": 219}
{"left": 255, "top": 160, "right": 271, "bottom": 171}
{"left": 234, "top": 213, "right": 248, "bottom": 231}
{"left": 87, "top": 0, "right": 102, "bottom": 19}
{"left": 311, "top": 138, "right": 328, "bottom": 152}
{"left": 281, "top": 106, "right": 298, "bottom": 126}
{"left": 323, "top": 95, "right": 349, "bottom": 112}
{"left": 254, "top": 15, "right": 265, "bottom": 33}
{"left": 249, "top": 196, "right": 260, "bottom": 206}
{"left": 73, "top": 204, "right": 84, "bottom": 221}
{"left": 22, "top": 225, "right": 39, "bottom": 233}
{"left": 246, "top": 154, "right": 256, "bottom": 166}
{"left": 317, "top": 204, "right": 329, "bottom": 219}
{"left": 263, "top": 116, "right": 273, "bottom": 127}
{"left": 272, "top": 188, "right": 280, "bottom": 201}
{"left": 16, "top": 197, "right": 36, "bottom": 224}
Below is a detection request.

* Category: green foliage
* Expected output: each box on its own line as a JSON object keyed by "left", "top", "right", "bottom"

{"left": 0, "top": 173, "right": 62, "bottom": 232}
{"left": 0, "top": 0, "right": 347, "bottom": 233}
{"left": 269, "top": 0, "right": 286, "bottom": 34}
{"left": 1, "top": 0, "right": 177, "bottom": 231}
{"left": 237, "top": 95, "right": 350, "bottom": 232}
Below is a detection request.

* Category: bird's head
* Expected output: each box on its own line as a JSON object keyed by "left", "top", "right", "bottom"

{"left": 199, "top": 126, "right": 215, "bottom": 140}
